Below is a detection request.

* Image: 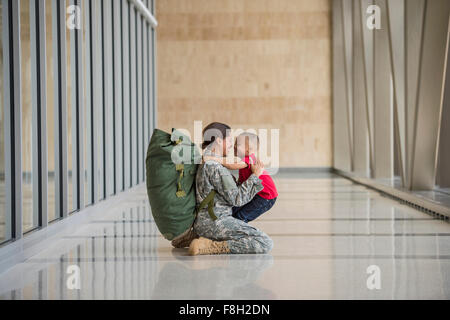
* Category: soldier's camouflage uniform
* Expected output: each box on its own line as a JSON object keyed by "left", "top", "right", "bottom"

{"left": 193, "top": 147, "right": 274, "bottom": 254}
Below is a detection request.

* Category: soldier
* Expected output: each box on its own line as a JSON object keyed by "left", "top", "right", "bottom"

{"left": 188, "top": 122, "right": 274, "bottom": 255}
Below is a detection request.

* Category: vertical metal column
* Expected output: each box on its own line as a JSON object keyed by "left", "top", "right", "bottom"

{"left": 142, "top": 19, "right": 148, "bottom": 182}
{"left": 68, "top": 0, "right": 83, "bottom": 211}
{"left": 151, "top": 0, "right": 157, "bottom": 131}
{"left": 113, "top": 0, "right": 124, "bottom": 193}
{"left": 102, "top": 0, "right": 114, "bottom": 197}
{"left": 123, "top": 0, "right": 131, "bottom": 190}
{"left": 52, "top": 0, "right": 68, "bottom": 218}
{"left": 30, "top": 0, "right": 48, "bottom": 226}
{"left": 1, "top": 0, "right": 13, "bottom": 241}
{"left": 84, "top": 0, "right": 94, "bottom": 205}
{"left": 76, "top": 0, "right": 84, "bottom": 209}
{"left": 130, "top": 6, "right": 137, "bottom": 186}
{"left": 136, "top": 14, "right": 143, "bottom": 183}
{"left": 148, "top": 13, "right": 153, "bottom": 139}
{"left": 91, "top": 0, "right": 102, "bottom": 202}
{"left": 2, "top": 0, "right": 23, "bottom": 239}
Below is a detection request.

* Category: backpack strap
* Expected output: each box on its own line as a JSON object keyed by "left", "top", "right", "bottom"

{"left": 174, "top": 138, "right": 188, "bottom": 198}
{"left": 196, "top": 190, "right": 217, "bottom": 221}
{"left": 175, "top": 163, "right": 186, "bottom": 198}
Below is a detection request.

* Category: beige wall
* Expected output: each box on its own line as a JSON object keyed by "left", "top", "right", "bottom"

{"left": 156, "top": 0, "right": 332, "bottom": 167}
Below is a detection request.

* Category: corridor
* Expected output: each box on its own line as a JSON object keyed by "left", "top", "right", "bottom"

{"left": 0, "top": 172, "right": 449, "bottom": 300}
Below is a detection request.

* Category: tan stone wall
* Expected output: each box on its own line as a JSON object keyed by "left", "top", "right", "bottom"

{"left": 156, "top": 0, "right": 332, "bottom": 167}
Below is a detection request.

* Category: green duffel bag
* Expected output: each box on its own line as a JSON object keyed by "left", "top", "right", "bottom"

{"left": 145, "top": 128, "right": 215, "bottom": 241}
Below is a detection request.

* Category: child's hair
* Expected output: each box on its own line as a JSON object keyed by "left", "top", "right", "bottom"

{"left": 238, "top": 132, "right": 259, "bottom": 151}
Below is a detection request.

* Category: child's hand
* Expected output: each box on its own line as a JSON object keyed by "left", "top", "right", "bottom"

{"left": 251, "top": 159, "right": 265, "bottom": 177}
{"left": 251, "top": 157, "right": 266, "bottom": 167}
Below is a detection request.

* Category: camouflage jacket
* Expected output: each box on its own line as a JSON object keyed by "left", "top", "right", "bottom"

{"left": 195, "top": 146, "right": 264, "bottom": 219}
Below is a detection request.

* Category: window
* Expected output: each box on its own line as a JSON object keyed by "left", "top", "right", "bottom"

{"left": 67, "top": 0, "right": 78, "bottom": 213}
{"left": 0, "top": 0, "right": 157, "bottom": 246}
{"left": 46, "top": 0, "right": 56, "bottom": 221}
{"left": 83, "top": 0, "right": 92, "bottom": 206}
{"left": 0, "top": 1, "right": 7, "bottom": 243}
{"left": 21, "top": 0, "right": 37, "bottom": 233}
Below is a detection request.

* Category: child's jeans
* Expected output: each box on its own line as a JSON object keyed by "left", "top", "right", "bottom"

{"left": 232, "top": 195, "right": 277, "bottom": 223}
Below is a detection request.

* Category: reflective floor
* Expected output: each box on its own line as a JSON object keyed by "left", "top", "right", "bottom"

{"left": 0, "top": 172, "right": 450, "bottom": 299}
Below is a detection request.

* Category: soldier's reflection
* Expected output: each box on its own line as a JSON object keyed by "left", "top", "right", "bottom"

{"left": 151, "top": 254, "right": 275, "bottom": 299}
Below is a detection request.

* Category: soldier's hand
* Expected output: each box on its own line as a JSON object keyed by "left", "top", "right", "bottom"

{"left": 251, "top": 159, "right": 264, "bottom": 177}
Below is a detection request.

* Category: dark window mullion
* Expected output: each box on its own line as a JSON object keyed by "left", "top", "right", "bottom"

{"left": 129, "top": 4, "right": 132, "bottom": 186}
{"left": 74, "top": 0, "right": 81, "bottom": 210}
{"left": 56, "top": 0, "right": 64, "bottom": 218}
{"left": 88, "top": 0, "right": 95, "bottom": 203}
{"left": 120, "top": 0, "right": 125, "bottom": 192}
{"left": 135, "top": 10, "right": 139, "bottom": 182}
{"left": 8, "top": 0, "right": 20, "bottom": 239}
{"left": 111, "top": 0, "right": 116, "bottom": 194}
{"left": 101, "top": 0, "right": 106, "bottom": 199}
{"left": 34, "top": 0, "right": 43, "bottom": 226}
{"left": 141, "top": 20, "right": 145, "bottom": 182}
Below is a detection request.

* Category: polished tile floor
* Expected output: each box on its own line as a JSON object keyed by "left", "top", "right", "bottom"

{"left": 0, "top": 172, "right": 449, "bottom": 299}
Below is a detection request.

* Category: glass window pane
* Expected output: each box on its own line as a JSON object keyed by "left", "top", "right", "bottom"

{"left": 130, "top": 9, "right": 136, "bottom": 186}
{"left": 142, "top": 22, "right": 148, "bottom": 181}
{"left": 137, "top": 15, "right": 142, "bottom": 184}
{"left": 21, "top": 0, "right": 37, "bottom": 233}
{"left": 46, "top": 0, "right": 56, "bottom": 221}
{"left": 148, "top": 25, "right": 153, "bottom": 139}
{"left": 114, "top": 0, "right": 123, "bottom": 193}
{"left": 67, "top": 1, "right": 75, "bottom": 213}
{"left": 95, "top": 0, "right": 104, "bottom": 200}
{"left": 0, "top": 1, "right": 7, "bottom": 242}
{"left": 151, "top": 27, "right": 155, "bottom": 130}
{"left": 123, "top": 0, "right": 131, "bottom": 190}
{"left": 83, "top": 0, "right": 92, "bottom": 205}
{"left": 96, "top": 1, "right": 106, "bottom": 200}
{"left": 66, "top": 1, "right": 78, "bottom": 213}
{"left": 104, "top": 0, "right": 114, "bottom": 197}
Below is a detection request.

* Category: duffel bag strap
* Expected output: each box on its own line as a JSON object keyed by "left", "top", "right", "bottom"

{"left": 175, "top": 163, "right": 186, "bottom": 198}
{"left": 196, "top": 190, "right": 217, "bottom": 221}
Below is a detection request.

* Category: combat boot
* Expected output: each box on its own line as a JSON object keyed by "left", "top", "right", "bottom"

{"left": 188, "top": 237, "right": 230, "bottom": 255}
{"left": 171, "top": 228, "right": 198, "bottom": 248}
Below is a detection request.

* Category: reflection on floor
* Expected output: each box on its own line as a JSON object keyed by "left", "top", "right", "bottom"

{"left": 0, "top": 172, "right": 449, "bottom": 299}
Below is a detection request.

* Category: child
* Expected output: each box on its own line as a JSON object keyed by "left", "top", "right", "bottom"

{"left": 203, "top": 132, "right": 278, "bottom": 223}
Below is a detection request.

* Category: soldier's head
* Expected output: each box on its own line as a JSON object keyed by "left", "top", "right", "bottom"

{"left": 202, "top": 122, "right": 233, "bottom": 156}
{"left": 235, "top": 132, "right": 259, "bottom": 158}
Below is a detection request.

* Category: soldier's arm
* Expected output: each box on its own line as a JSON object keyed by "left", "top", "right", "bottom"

{"left": 207, "top": 163, "right": 263, "bottom": 207}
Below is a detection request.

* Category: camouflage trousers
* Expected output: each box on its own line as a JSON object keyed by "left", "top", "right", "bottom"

{"left": 193, "top": 211, "right": 273, "bottom": 254}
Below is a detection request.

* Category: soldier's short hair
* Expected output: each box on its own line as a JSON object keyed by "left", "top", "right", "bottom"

{"left": 202, "top": 122, "right": 231, "bottom": 149}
